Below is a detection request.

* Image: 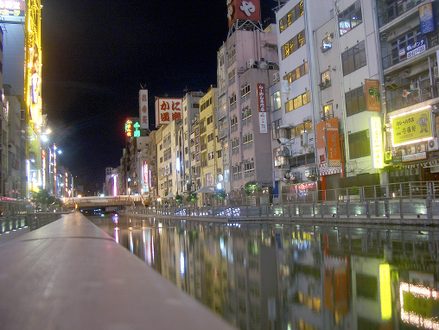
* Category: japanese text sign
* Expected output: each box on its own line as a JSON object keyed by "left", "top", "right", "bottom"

{"left": 391, "top": 108, "right": 432, "bottom": 146}
{"left": 139, "top": 89, "right": 149, "bottom": 129}
{"left": 155, "top": 97, "right": 182, "bottom": 127}
{"left": 226, "top": 0, "right": 261, "bottom": 28}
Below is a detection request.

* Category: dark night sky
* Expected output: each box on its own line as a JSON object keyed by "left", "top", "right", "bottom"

{"left": 42, "top": 0, "right": 274, "bottom": 192}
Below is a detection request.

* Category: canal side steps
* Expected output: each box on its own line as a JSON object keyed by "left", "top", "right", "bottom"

{"left": 0, "top": 211, "right": 234, "bottom": 330}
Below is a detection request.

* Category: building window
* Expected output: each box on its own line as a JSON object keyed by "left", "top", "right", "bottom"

{"left": 390, "top": 27, "right": 423, "bottom": 65}
{"left": 243, "top": 132, "right": 253, "bottom": 144}
{"left": 271, "top": 91, "right": 281, "bottom": 112}
{"left": 240, "top": 83, "right": 251, "bottom": 97}
{"left": 338, "top": 0, "right": 362, "bottom": 36}
{"left": 283, "top": 61, "right": 308, "bottom": 84}
{"left": 241, "top": 106, "right": 252, "bottom": 119}
{"left": 243, "top": 161, "right": 255, "bottom": 172}
{"left": 279, "top": 0, "right": 304, "bottom": 33}
{"left": 345, "top": 86, "right": 365, "bottom": 116}
{"left": 207, "top": 116, "right": 213, "bottom": 125}
{"left": 321, "top": 103, "right": 334, "bottom": 120}
{"left": 349, "top": 130, "right": 370, "bottom": 159}
{"left": 342, "top": 41, "right": 366, "bottom": 76}
{"left": 285, "top": 91, "right": 311, "bottom": 112}
{"left": 217, "top": 150, "right": 222, "bottom": 158}
{"left": 281, "top": 30, "right": 306, "bottom": 60}
{"left": 231, "top": 115, "right": 238, "bottom": 126}
{"left": 320, "top": 70, "right": 331, "bottom": 89}
{"left": 207, "top": 133, "right": 214, "bottom": 142}
{"left": 229, "top": 93, "right": 237, "bottom": 105}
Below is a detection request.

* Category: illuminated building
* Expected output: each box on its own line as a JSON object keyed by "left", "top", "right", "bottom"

{"left": 135, "top": 131, "right": 158, "bottom": 200}
{"left": 181, "top": 91, "right": 204, "bottom": 194}
{"left": 3, "top": 85, "right": 26, "bottom": 197}
{"left": 217, "top": 0, "right": 278, "bottom": 199}
{"left": 1, "top": 1, "right": 26, "bottom": 197}
{"left": 24, "top": 0, "right": 43, "bottom": 195}
{"left": 156, "top": 119, "right": 181, "bottom": 200}
{"left": 199, "top": 87, "right": 221, "bottom": 204}
{"left": 273, "top": 0, "right": 384, "bottom": 199}
{"left": 377, "top": 0, "right": 439, "bottom": 181}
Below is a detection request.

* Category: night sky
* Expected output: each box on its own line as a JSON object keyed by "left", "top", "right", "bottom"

{"left": 42, "top": 0, "right": 274, "bottom": 193}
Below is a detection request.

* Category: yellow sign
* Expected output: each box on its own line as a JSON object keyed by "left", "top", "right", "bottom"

{"left": 391, "top": 109, "right": 432, "bottom": 146}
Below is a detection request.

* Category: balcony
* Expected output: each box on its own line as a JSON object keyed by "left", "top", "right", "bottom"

{"left": 382, "top": 32, "right": 439, "bottom": 70}
{"left": 378, "top": 0, "right": 426, "bottom": 28}
{"left": 385, "top": 79, "right": 438, "bottom": 113}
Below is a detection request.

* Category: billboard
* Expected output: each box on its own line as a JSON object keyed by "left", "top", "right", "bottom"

{"left": 390, "top": 108, "right": 433, "bottom": 147}
{"left": 226, "top": 0, "right": 261, "bottom": 28}
{"left": 0, "top": 0, "right": 25, "bottom": 20}
{"left": 316, "top": 118, "right": 342, "bottom": 176}
{"left": 155, "top": 97, "right": 182, "bottom": 127}
{"left": 139, "top": 89, "right": 149, "bottom": 129}
{"left": 257, "top": 83, "right": 267, "bottom": 133}
{"left": 419, "top": 3, "right": 435, "bottom": 34}
{"left": 364, "top": 79, "right": 381, "bottom": 112}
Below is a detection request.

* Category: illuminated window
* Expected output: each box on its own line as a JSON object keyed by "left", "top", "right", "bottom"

{"left": 320, "top": 70, "right": 331, "bottom": 89}
{"left": 284, "top": 61, "right": 308, "bottom": 84}
{"left": 281, "top": 30, "right": 306, "bottom": 59}
{"left": 338, "top": 0, "right": 362, "bottom": 36}
{"left": 279, "top": 0, "right": 304, "bottom": 33}
{"left": 271, "top": 91, "right": 281, "bottom": 111}
{"left": 285, "top": 91, "right": 311, "bottom": 113}
{"left": 321, "top": 103, "right": 334, "bottom": 120}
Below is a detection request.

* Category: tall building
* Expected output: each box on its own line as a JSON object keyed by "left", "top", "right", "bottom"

{"left": 274, "top": 0, "right": 385, "bottom": 201}
{"left": 24, "top": 0, "right": 43, "bottom": 195}
{"left": 4, "top": 85, "right": 26, "bottom": 197}
{"left": 377, "top": 0, "right": 439, "bottom": 182}
{"left": 199, "top": 86, "right": 222, "bottom": 204}
{"left": 135, "top": 131, "right": 158, "bottom": 200}
{"left": 217, "top": 0, "right": 279, "bottom": 202}
{"left": 156, "top": 120, "right": 181, "bottom": 199}
{"left": 181, "top": 91, "right": 204, "bottom": 194}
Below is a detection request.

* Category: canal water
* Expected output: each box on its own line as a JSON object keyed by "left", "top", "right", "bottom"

{"left": 90, "top": 214, "right": 439, "bottom": 330}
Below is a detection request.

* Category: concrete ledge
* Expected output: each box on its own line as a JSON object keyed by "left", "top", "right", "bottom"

{"left": 0, "top": 211, "right": 234, "bottom": 330}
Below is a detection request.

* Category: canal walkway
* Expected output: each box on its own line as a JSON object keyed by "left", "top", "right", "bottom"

{"left": 0, "top": 211, "right": 233, "bottom": 330}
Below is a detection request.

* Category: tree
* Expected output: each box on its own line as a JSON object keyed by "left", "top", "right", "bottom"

{"left": 31, "top": 190, "right": 62, "bottom": 212}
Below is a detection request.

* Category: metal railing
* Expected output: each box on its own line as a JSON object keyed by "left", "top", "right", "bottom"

{"left": 126, "top": 181, "right": 439, "bottom": 222}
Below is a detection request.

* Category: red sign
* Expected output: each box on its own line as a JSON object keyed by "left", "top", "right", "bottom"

{"left": 226, "top": 0, "right": 261, "bottom": 28}
{"left": 155, "top": 97, "right": 182, "bottom": 127}
{"left": 316, "top": 118, "right": 342, "bottom": 175}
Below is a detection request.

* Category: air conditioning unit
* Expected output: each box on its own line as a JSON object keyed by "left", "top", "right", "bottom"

{"left": 428, "top": 138, "right": 439, "bottom": 152}
{"left": 247, "top": 58, "right": 255, "bottom": 68}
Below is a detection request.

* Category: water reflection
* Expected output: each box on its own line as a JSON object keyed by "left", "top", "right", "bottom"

{"left": 90, "top": 215, "right": 439, "bottom": 330}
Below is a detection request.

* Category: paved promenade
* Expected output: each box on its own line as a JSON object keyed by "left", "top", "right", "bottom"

{"left": 0, "top": 212, "right": 233, "bottom": 330}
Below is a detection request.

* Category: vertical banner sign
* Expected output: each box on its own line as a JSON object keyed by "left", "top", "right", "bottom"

{"left": 370, "top": 116, "right": 384, "bottom": 169}
{"left": 155, "top": 97, "right": 183, "bottom": 127}
{"left": 142, "top": 161, "right": 149, "bottom": 193}
{"left": 226, "top": 0, "right": 261, "bottom": 28}
{"left": 316, "top": 118, "right": 342, "bottom": 175}
{"left": 139, "top": 89, "right": 149, "bottom": 129}
{"left": 125, "top": 120, "right": 133, "bottom": 137}
{"left": 257, "top": 83, "right": 268, "bottom": 133}
{"left": 419, "top": 3, "right": 434, "bottom": 34}
{"left": 364, "top": 79, "right": 381, "bottom": 112}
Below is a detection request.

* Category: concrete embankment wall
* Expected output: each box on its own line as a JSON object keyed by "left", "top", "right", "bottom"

{"left": 0, "top": 211, "right": 234, "bottom": 330}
